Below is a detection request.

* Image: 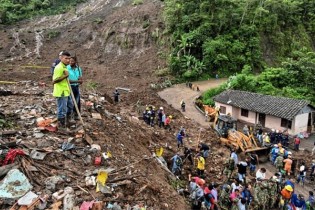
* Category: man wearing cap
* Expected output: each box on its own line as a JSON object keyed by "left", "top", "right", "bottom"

{"left": 53, "top": 51, "right": 73, "bottom": 130}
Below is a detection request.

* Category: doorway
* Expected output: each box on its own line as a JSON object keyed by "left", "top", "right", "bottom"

{"left": 258, "top": 113, "right": 266, "bottom": 127}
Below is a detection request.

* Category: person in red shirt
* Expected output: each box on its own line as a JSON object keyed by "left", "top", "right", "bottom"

{"left": 294, "top": 136, "right": 301, "bottom": 151}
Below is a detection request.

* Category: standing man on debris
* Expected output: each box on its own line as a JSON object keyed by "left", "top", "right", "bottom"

{"left": 67, "top": 56, "right": 82, "bottom": 120}
{"left": 52, "top": 51, "right": 73, "bottom": 130}
{"left": 114, "top": 89, "right": 120, "bottom": 103}
{"left": 196, "top": 154, "right": 205, "bottom": 177}
{"left": 171, "top": 152, "right": 182, "bottom": 175}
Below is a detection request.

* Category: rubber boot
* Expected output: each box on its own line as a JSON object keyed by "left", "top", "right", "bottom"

{"left": 66, "top": 113, "right": 76, "bottom": 128}
{"left": 57, "top": 118, "right": 67, "bottom": 132}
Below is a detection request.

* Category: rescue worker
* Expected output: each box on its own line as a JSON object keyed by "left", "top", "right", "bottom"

{"left": 283, "top": 155, "right": 293, "bottom": 176}
{"left": 171, "top": 152, "right": 182, "bottom": 175}
{"left": 275, "top": 153, "right": 284, "bottom": 172}
{"left": 270, "top": 144, "right": 279, "bottom": 164}
{"left": 280, "top": 185, "right": 294, "bottom": 209}
{"left": 223, "top": 157, "right": 235, "bottom": 180}
{"left": 184, "top": 147, "right": 194, "bottom": 165}
{"left": 198, "top": 143, "right": 210, "bottom": 159}
{"left": 268, "top": 177, "right": 279, "bottom": 209}
{"left": 143, "top": 106, "right": 150, "bottom": 125}
{"left": 176, "top": 131, "right": 184, "bottom": 149}
{"left": 150, "top": 106, "right": 156, "bottom": 127}
{"left": 196, "top": 154, "right": 205, "bottom": 177}
{"left": 218, "top": 185, "right": 231, "bottom": 210}
{"left": 191, "top": 179, "right": 205, "bottom": 210}
{"left": 157, "top": 107, "right": 164, "bottom": 128}
{"left": 164, "top": 115, "right": 172, "bottom": 130}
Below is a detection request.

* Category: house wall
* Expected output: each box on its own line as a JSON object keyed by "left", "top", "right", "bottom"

{"left": 294, "top": 113, "right": 309, "bottom": 134}
{"left": 215, "top": 102, "right": 233, "bottom": 115}
{"left": 214, "top": 101, "right": 310, "bottom": 135}
{"left": 237, "top": 110, "right": 256, "bottom": 124}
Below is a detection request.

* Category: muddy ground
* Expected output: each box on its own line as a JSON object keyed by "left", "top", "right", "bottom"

{"left": 0, "top": 1, "right": 227, "bottom": 209}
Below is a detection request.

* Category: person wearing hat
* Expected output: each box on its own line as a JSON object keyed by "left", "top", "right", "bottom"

{"left": 190, "top": 175, "right": 205, "bottom": 210}
{"left": 157, "top": 107, "right": 164, "bottom": 128}
{"left": 164, "top": 115, "right": 172, "bottom": 131}
{"left": 270, "top": 144, "right": 279, "bottom": 164}
{"left": 283, "top": 155, "right": 293, "bottom": 175}
{"left": 149, "top": 106, "right": 156, "bottom": 127}
{"left": 280, "top": 185, "right": 293, "bottom": 204}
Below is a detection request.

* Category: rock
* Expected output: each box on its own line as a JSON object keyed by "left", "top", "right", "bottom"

{"left": 45, "top": 176, "right": 63, "bottom": 191}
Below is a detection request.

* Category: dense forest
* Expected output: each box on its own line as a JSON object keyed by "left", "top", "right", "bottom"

{"left": 163, "top": 0, "right": 315, "bottom": 104}
{"left": 0, "top": 0, "right": 86, "bottom": 24}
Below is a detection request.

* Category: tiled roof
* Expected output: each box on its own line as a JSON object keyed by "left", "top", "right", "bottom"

{"left": 213, "top": 90, "right": 310, "bottom": 120}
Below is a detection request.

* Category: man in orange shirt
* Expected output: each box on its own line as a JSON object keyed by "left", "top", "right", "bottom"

{"left": 283, "top": 155, "right": 293, "bottom": 175}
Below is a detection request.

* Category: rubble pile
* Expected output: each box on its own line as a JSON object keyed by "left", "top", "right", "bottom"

{"left": 0, "top": 81, "right": 226, "bottom": 209}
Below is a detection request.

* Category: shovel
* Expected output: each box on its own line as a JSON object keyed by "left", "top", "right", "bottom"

{"left": 67, "top": 78, "right": 93, "bottom": 145}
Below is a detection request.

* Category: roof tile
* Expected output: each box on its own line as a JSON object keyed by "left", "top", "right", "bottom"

{"left": 213, "top": 90, "right": 310, "bottom": 120}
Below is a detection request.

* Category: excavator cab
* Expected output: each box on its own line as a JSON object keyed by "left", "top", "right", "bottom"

{"left": 215, "top": 115, "right": 237, "bottom": 138}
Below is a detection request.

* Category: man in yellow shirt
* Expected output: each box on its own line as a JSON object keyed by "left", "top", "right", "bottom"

{"left": 196, "top": 154, "right": 205, "bottom": 176}
{"left": 52, "top": 51, "right": 73, "bottom": 130}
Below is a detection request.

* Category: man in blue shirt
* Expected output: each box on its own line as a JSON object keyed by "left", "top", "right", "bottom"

{"left": 67, "top": 56, "right": 82, "bottom": 120}
{"left": 291, "top": 193, "right": 306, "bottom": 210}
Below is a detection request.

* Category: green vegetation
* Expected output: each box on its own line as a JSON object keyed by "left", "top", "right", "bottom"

{"left": 164, "top": 0, "right": 315, "bottom": 104}
{"left": 0, "top": 0, "right": 87, "bottom": 24}
{"left": 132, "top": 0, "right": 143, "bottom": 6}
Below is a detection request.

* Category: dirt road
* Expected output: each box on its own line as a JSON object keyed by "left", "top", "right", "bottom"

{"left": 158, "top": 78, "right": 227, "bottom": 127}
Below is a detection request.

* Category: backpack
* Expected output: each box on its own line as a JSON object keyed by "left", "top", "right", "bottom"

{"left": 50, "top": 59, "right": 61, "bottom": 75}
{"left": 175, "top": 157, "right": 182, "bottom": 167}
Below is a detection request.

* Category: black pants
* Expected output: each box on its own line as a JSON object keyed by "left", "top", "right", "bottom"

{"left": 70, "top": 85, "right": 81, "bottom": 114}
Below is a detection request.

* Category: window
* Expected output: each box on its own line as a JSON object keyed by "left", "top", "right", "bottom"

{"left": 281, "top": 118, "right": 292, "bottom": 129}
{"left": 220, "top": 106, "right": 226, "bottom": 114}
{"left": 241, "top": 109, "right": 249, "bottom": 117}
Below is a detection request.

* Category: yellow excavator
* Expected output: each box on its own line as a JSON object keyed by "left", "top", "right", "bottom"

{"left": 214, "top": 115, "right": 271, "bottom": 160}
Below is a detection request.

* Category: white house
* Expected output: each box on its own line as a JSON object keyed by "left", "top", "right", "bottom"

{"left": 213, "top": 90, "right": 315, "bottom": 135}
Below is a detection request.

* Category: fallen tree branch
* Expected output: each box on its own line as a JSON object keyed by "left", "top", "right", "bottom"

{"left": 76, "top": 185, "right": 96, "bottom": 200}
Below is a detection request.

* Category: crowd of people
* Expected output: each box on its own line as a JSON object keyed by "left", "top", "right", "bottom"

{"left": 142, "top": 105, "right": 173, "bottom": 130}
{"left": 167, "top": 125, "right": 315, "bottom": 210}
